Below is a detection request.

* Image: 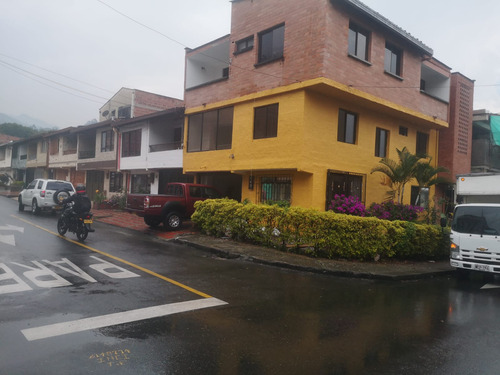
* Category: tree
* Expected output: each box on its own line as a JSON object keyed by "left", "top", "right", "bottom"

{"left": 371, "top": 147, "right": 424, "bottom": 204}
{"left": 413, "top": 160, "right": 450, "bottom": 206}
{"left": 0, "top": 123, "right": 54, "bottom": 138}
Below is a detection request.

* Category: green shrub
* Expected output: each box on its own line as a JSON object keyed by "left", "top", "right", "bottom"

{"left": 192, "top": 199, "right": 448, "bottom": 261}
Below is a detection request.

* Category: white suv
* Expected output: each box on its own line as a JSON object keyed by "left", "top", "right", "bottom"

{"left": 18, "top": 179, "right": 75, "bottom": 215}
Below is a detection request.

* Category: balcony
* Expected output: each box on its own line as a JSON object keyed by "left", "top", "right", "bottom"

{"left": 79, "top": 150, "right": 96, "bottom": 159}
{"left": 471, "top": 139, "right": 500, "bottom": 172}
{"left": 149, "top": 142, "right": 182, "bottom": 152}
{"left": 185, "top": 36, "right": 230, "bottom": 90}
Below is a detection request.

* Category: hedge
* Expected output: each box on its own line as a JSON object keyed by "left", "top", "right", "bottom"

{"left": 191, "top": 199, "right": 450, "bottom": 261}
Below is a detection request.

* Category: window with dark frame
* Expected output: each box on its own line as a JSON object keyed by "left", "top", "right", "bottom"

{"left": 416, "top": 131, "right": 429, "bottom": 156}
{"left": 109, "top": 172, "right": 123, "bottom": 192}
{"left": 258, "top": 175, "right": 292, "bottom": 204}
{"left": 399, "top": 126, "right": 408, "bottom": 136}
{"left": 375, "top": 128, "right": 389, "bottom": 157}
{"left": 121, "top": 129, "right": 141, "bottom": 157}
{"left": 348, "top": 22, "right": 370, "bottom": 61}
{"left": 253, "top": 104, "right": 279, "bottom": 139}
{"left": 101, "top": 130, "right": 114, "bottom": 152}
{"left": 337, "top": 109, "right": 357, "bottom": 144}
{"left": 384, "top": 43, "right": 402, "bottom": 76}
{"left": 258, "top": 24, "right": 284, "bottom": 64}
{"left": 187, "top": 107, "right": 234, "bottom": 152}
{"left": 235, "top": 36, "right": 254, "bottom": 54}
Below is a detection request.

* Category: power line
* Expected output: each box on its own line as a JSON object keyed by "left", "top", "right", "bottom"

{"left": 0, "top": 52, "right": 114, "bottom": 94}
{"left": 0, "top": 61, "right": 105, "bottom": 105}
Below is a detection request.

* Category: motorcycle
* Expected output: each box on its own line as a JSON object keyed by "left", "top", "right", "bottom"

{"left": 57, "top": 202, "right": 94, "bottom": 241}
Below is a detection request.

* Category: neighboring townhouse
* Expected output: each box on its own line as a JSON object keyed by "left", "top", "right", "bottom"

{"left": 115, "top": 107, "right": 191, "bottom": 195}
{"left": 72, "top": 120, "right": 121, "bottom": 201}
{"left": 0, "top": 139, "right": 15, "bottom": 183}
{"left": 10, "top": 140, "right": 28, "bottom": 183}
{"left": 469, "top": 109, "right": 500, "bottom": 173}
{"left": 99, "top": 88, "right": 184, "bottom": 122}
{"left": 183, "top": 0, "right": 473, "bottom": 210}
{"left": 25, "top": 135, "right": 49, "bottom": 182}
{"left": 46, "top": 127, "right": 83, "bottom": 186}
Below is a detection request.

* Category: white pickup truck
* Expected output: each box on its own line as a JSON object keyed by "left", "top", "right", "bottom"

{"left": 450, "top": 174, "right": 500, "bottom": 274}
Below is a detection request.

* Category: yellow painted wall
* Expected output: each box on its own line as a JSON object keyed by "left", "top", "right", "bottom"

{"left": 184, "top": 82, "right": 441, "bottom": 211}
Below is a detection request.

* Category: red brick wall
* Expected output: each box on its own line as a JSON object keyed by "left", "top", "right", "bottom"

{"left": 185, "top": 0, "right": 449, "bottom": 121}
{"left": 133, "top": 90, "right": 184, "bottom": 117}
{"left": 438, "top": 72, "right": 474, "bottom": 180}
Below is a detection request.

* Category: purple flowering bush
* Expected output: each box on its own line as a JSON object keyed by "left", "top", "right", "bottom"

{"left": 328, "top": 194, "right": 367, "bottom": 217}
{"left": 328, "top": 195, "right": 424, "bottom": 222}
{"left": 368, "top": 201, "right": 424, "bottom": 222}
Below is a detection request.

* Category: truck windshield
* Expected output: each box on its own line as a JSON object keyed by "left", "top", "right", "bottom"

{"left": 452, "top": 206, "right": 500, "bottom": 235}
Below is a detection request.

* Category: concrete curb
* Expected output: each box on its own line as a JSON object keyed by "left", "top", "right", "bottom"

{"left": 173, "top": 235, "right": 454, "bottom": 281}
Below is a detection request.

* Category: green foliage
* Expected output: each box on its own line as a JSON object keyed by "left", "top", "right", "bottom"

{"left": 0, "top": 123, "right": 55, "bottom": 138}
{"left": 192, "top": 199, "right": 449, "bottom": 261}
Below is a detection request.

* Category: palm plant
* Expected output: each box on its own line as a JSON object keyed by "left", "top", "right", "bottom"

{"left": 371, "top": 147, "right": 424, "bottom": 204}
{"left": 413, "top": 161, "right": 450, "bottom": 206}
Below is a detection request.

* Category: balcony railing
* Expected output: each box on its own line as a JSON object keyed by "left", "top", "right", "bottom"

{"left": 149, "top": 142, "right": 182, "bottom": 152}
{"left": 79, "top": 150, "right": 96, "bottom": 159}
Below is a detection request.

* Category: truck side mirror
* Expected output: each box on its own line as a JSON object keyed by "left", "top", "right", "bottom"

{"left": 440, "top": 217, "right": 447, "bottom": 228}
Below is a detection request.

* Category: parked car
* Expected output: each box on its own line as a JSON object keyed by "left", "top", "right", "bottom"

{"left": 18, "top": 179, "right": 75, "bottom": 215}
{"left": 126, "top": 182, "right": 221, "bottom": 230}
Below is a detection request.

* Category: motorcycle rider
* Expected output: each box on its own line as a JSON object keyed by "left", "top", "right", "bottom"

{"left": 62, "top": 183, "right": 94, "bottom": 231}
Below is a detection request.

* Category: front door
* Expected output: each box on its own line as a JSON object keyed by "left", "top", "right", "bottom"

{"left": 86, "top": 171, "right": 104, "bottom": 201}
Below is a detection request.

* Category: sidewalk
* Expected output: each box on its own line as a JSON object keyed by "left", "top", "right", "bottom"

{"left": 91, "top": 207, "right": 454, "bottom": 280}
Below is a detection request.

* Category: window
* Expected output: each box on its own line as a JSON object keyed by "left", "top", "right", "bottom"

{"left": 326, "top": 172, "right": 363, "bottom": 209}
{"left": 258, "top": 176, "right": 292, "bottom": 204}
{"left": 109, "top": 172, "right": 123, "bottom": 192}
{"left": 416, "top": 131, "right": 428, "bottom": 156}
{"left": 258, "top": 24, "right": 284, "bottom": 64}
{"left": 235, "top": 36, "right": 254, "bottom": 54}
{"left": 187, "top": 107, "right": 234, "bottom": 152}
{"left": 375, "top": 128, "right": 389, "bottom": 157}
{"left": 338, "top": 109, "right": 357, "bottom": 144}
{"left": 399, "top": 126, "right": 408, "bottom": 136}
{"left": 411, "top": 185, "right": 428, "bottom": 207}
{"left": 41, "top": 140, "right": 48, "bottom": 153}
{"left": 130, "top": 174, "right": 150, "bottom": 194}
{"left": 348, "top": 23, "right": 369, "bottom": 61}
{"left": 384, "top": 43, "right": 402, "bottom": 76}
{"left": 254, "top": 104, "right": 279, "bottom": 139}
{"left": 118, "top": 106, "right": 131, "bottom": 119}
{"left": 101, "top": 130, "right": 114, "bottom": 152}
{"left": 122, "top": 129, "right": 142, "bottom": 157}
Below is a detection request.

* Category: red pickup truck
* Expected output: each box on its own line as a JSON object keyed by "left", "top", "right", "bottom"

{"left": 126, "top": 182, "right": 221, "bottom": 230}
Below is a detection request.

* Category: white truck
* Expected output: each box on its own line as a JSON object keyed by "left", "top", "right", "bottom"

{"left": 450, "top": 173, "right": 500, "bottom": 274}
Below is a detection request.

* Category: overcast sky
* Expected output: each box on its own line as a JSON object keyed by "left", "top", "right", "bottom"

{"left": 1, "top": 0, "right": 499, "bottom": 129}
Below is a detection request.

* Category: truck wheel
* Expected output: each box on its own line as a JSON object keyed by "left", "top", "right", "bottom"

{"left": 164, "top": 212, "right": 182, "bottom": 231}
{"left": 144, "top": 216, "right": 161, "bottom": 228}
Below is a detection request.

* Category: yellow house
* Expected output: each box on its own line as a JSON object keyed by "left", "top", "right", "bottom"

{"left": 183, "top": 0, "right": 465, "bottom": 211}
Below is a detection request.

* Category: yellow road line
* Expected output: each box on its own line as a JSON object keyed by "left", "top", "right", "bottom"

{"left": 12, "top": 215, "right": 213, "bottom": 298}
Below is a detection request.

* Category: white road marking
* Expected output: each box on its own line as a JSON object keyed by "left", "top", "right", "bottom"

{"left": 0, "top": 224, "right": 24, "bottom": 246}
{"left": 0, "top": 234, "right": 15, "bottom": 246}
{"left": 21, "top": 297, "right": 227, "bottom": 341}
{"left": 0, "top": 225, "right": 24, "bottom": 233}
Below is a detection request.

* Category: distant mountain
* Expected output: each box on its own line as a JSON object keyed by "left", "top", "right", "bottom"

{"left": 0, "top": 113, "right": 56, "bottom": 130}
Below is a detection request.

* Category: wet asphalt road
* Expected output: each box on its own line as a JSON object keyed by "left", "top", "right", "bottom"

{"left": 1, "top": 196, "right": 500, "bottom": 375}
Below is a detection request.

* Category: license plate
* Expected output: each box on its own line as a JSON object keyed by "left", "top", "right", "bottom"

{"left": 84, "top": 219, "right": 93, "bottom": 224}
{"left": 473, "top": 264, "right": 491, "bottom": 272}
